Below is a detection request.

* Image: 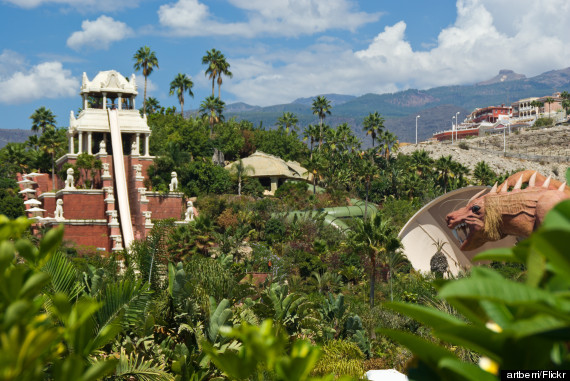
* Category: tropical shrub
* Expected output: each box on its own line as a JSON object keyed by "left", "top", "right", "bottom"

{"left": 383, "top": 198, "right": 570, "bottom": 379}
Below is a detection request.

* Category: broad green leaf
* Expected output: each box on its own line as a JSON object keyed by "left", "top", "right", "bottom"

{"left": 80, "top": 359, "right": 118, "bottom": 381}
{"left": 531, "top": 230, "right": 570, "bottom": 278}
{"left": 385, "top": 302, "right": 465, "bottom": 329}
{"left": 439, "top": 277, "right": 556, "bottom": 306}
{"left": 505, "top": 314, "right": 567, "bottom": 339}
{"left": 438, "top": 357, "right": 497, "bottom": 381}
{"left": 435, "top": 325, "right": 503, "bottom": 360}
{"left": 473, "top": 248, "right": 518, "bottom": 263}
{"left": 526, "top": 248, "right": 546, "bottom": 287}
{"left": 379, "top": 329, "right": 456, "bottom": 372}
{"left": 19, "top": 272, "right": 50, "bottom": 299}
{"left": 541, "top": 200, "right": 570, "bottom": 231}
{"left": 479, "top": 300, "right": 513, "bottom": 328}
{"left": 0, "top": 241, "right": 15, "bottom": 270}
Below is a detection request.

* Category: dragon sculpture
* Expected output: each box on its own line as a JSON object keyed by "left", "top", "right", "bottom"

{"left": 446, "top": 170, "right": 570, "bottom": 251}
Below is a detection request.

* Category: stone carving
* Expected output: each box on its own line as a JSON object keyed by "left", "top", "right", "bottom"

{"left": 169, "top": 171, "right": 178, "bottom": 191}
{"left": 143, "top": 211, "right": 152, "bottom": 226}
{"left": 102, "top": 163, "right": 110, "bottom": 177}
{"left": 131, "top": 140, "right": 138, "bottom": 155}
{"left": 109, "top": 210, "right": 119, "bottom": 225}
{"left": 446, "top": 170, "right": 570, "bottom": 251}
{"left": 99, "top": 139, "right": 107, "bottom": 154}
{"left": 105, "top": 186, "right": 114, "bottom": 200}
{"left": 114, "top": 235, "right": 123, "bottom": 250}
{"left": 138, "top": 188, "right": 148, "bottom": 202}
{"left": 64, "top": 168, "right": 75, "bottom": 189}
{"left": 184, "top": 201, "right": 195, "bottom": 222}
{"left": 54, "top": 199, "right": 64, "bottom": 221}
{"left": 133, "top": 164, "right": 143, "bottom": 178}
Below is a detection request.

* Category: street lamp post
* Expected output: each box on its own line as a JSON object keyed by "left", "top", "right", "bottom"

{"left": 415, "top": 115, "right": 420, "bottom": 145}
{"left": 455, "top": 112, "right": 460, "bottom": 142}
{"left": 452, "top": 116, "right": 456, "bottom": 144}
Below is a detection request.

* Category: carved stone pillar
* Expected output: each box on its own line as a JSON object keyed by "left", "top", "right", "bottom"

{"left": 102, "top": 92, "right": 107, "bottom": 110}
{"left": 78, "top": 132, "right": 83, "bottom": 154}
{"left": 83, "top": 94, "right": 87, "bottom": 110}
{"left": 87, "top": 132, "right": 92, "bottom": 155}
{"left": 136, "top": 133, "right": 140, "bottom": 155}
{"left": 118, "top": 93, "right": 122, "bottom": 110}
{"left": 68, "top": 133, "right": 74, "bottom": 155}
{"left": 144, "top": 134, "right": 150, "bottom": 156}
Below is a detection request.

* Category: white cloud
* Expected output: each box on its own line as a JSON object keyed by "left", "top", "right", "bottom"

{"left": 223, "top": 0, "right": 570, "bottom": 106}
{"left": 158, "top": 0, "right": 380, "bottom": 37}
{"left": 67, "top": 16, "right": 133, "bottom": 50}
{"left": 3, "top": 0, "right": 141, "bottom": 12}
{"left": 135, "top": 75, "right": 157, "bottom": 97}
{"left": 0, "top": 53, "right": 78, "bottom": 104}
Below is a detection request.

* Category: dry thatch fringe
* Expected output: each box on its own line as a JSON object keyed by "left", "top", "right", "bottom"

{"left": 484, "top": 192, "right": 537, "bottom": 241}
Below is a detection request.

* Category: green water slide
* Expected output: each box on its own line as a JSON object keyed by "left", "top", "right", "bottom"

{"left": 277, "top": 199, "right": 378, "bottom": 231}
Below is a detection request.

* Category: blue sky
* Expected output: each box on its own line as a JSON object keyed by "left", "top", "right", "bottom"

{"left": 1, "top": 0, "right": 569, "bottom": 130}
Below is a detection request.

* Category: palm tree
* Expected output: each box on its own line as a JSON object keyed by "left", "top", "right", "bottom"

{"left": 379, "top": 130, "right": 398, "bottom": 160}
{"left": 231, "top": 159, "right": 255, "bottom": 196}
{"left": 39, "top": 127, "right": 65, "bottom": 190}
{"left": 362, "top": 112, "right": 385, "bottom": 148}
{"left": 30, "top": 106, "right": 56, "bottom": 134}
{"left": 530, "top": 100, "right": 543, "bottom": 119}
{"left": 473, "top": 161, "right": 495, "bottom": 186}
{"left": 304, "top": 152, "right": 326, "bottom": 195}
{"left": 303, "top": 124, "right": 320, "bottom": 159}
{"left": 276, "top": 112, "right": 299, "bottom": 136}
{"left": 133, "top": 46, "right": 159, "bottom": 116}
{"left": 561, "top": 91, "right": 570, "bottom": 116}
{"left": 349, "top": 213, "right": 401, "bottom": 308}
{"left": 435, "top": 155, "right": 455, "bottom": 193}
{"left": 357, "top": 150, "right": 379, "bottom": 219}
{"left": 144, "top": 97, "right": 161, "bottom": 115}
{"left": 169, "top": 73, "right": 194, "bottom": 117}
{"left": 311, "top": 96, "right": 332, "bottom": 148}
{"left": 544, "top": 97, "right": 555, "bottom": 119}
{"left": 199, "top": 95, "right": 225, "bottom": 137}
{"left": 202, "top": 48, "right": 232, "bottom": 99}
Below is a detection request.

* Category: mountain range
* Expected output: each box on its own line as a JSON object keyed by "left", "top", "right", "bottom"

{"left": 222, "top": 67, "right": 570, "bottom": 145}
{"left": 2, "top": 67, "right": 569, "bottom": 148}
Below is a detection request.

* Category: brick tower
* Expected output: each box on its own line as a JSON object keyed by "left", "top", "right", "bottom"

{"left": 20, "top": 70, "right": 187, "bottom": 252}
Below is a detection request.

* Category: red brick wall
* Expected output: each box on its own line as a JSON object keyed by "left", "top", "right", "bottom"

{"left": 62, "top": 224, "right": 110, "bottom": 251}
{"left": 61, "top": 193, "right": 106, "bottom": 219}
{"left": 148, "top": 195, "right": 185, "bottom": 220}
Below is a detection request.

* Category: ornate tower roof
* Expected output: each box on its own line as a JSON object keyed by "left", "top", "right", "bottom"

{"left": 80, "top": 70, "right": 138, "bottom": 96}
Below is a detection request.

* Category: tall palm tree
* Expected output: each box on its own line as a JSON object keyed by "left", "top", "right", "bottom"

{"left": 199, "top": 95, "right": 225, "bottom": 137}
{"left": 435, "top": 155, "right": 455, "bottom": 193}
{"left": 561, "top": 91, "right": 570, "bottom": 116}
{"left": 231, "top": 159, "right": 255, "bottom": 196}
{"left": 169, "top": 73, "right": 194, "bottom": 117}
{"left": 133, "top": 46, "right": 159, "bottom": 116}
{"left": 202, "top": 48, "right": 232, "bottom": 99}
{"left": 304, "top": 152, "right": 326, "bottom": 195}
{"left": 530, "top": 100, "right": 543, "bottom": 119}
{"left": 302, "top": 124, "right": 320, "bottom": 159}
{"left": 544, "top": 97, "right": 555, "bottom": 119}
{"left": 379, "top": 130, "right": 398, "bottom": 160}
{"left": 311, "top": 96, "right": 332, "bottom": 148}
{"left": 276, "top": 112, "right": 299, "bottom": 136}
{"left": 39, "top": 127, "right": 65, "bottom": 190}
{"left": 362, "top": 111, "right": 384, "bottom": 148}
{"left": 349, "top": 213, "right": 401, "bottom": 308}
{"left": 30, "top": 106, "right": 56, "bottom": 134}
{"left": 144, "top": 97, "right": 161, "bottom": 115}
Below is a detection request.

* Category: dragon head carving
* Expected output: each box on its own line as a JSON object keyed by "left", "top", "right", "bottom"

{"left": 446, "top": 170, "right": 570, "bottom": 251}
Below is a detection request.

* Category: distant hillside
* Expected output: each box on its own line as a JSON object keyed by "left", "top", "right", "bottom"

{"left": 476, "top": 69, "right": 526, "bottom": 86}
{"left": 0, "top": 129, "right": 34, "bottom": 148}
{"left": 292, "top": 94, "right": 356, "bottom": 107}
{"left": 225, "top": 67, "right": 570, "bottom": 143}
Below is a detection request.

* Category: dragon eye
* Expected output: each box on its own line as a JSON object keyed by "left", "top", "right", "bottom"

{"left": 471, "top": 205, "right": 481, "bottom": 213}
